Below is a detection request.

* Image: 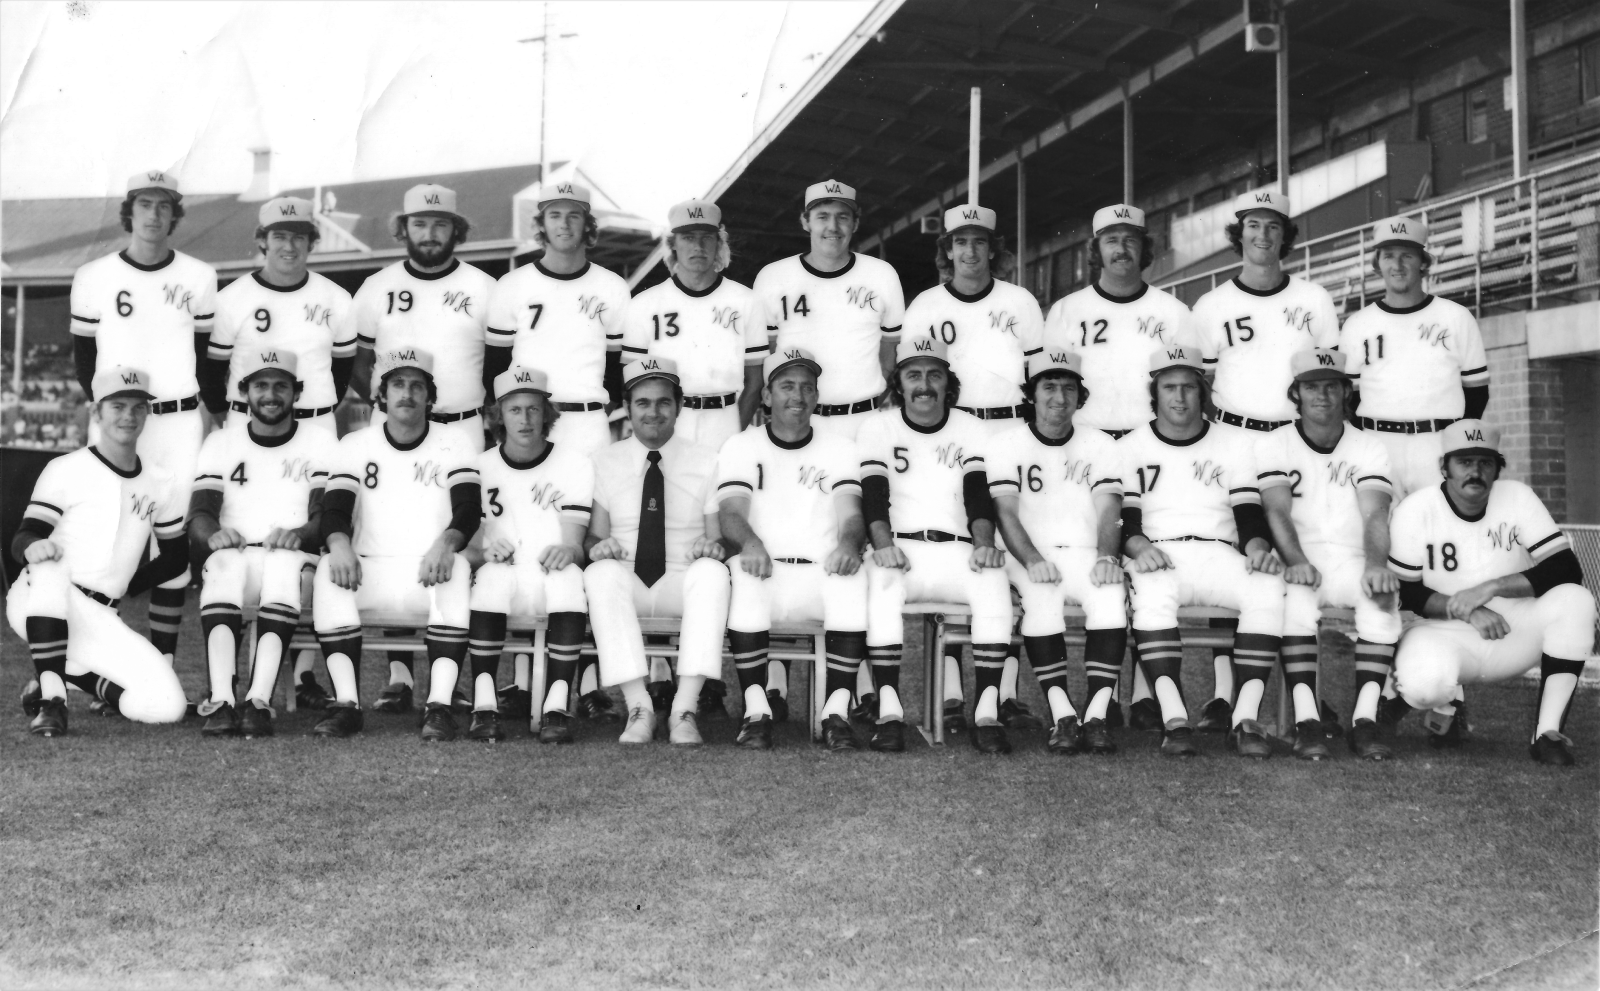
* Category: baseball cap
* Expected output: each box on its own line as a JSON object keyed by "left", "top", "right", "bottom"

{"left": 1092, "top": 204, "right": 1146, "bottom": 235}
{"left": 944, "top": 204, "right": 997, "bottom": 234}
{"left": 127, "top": 169, "right": 181, "bottom": 202}
{"left": 376, "top": 346, "right": 435, "bottom": 381}
{"left": 1148, "top": 346, "right": 1205, "bottom": 377}
{"left": 1234, "top": 187, "right": 1291, "bottom": 220}
{"left": 236, "top": 348, "right": 300, "bottom": 391}
{"left": 401, "top": 183, "right": 460, "bottom": 218}
{"left": 1372, "top": 215, "right": 1430, "bottom": 252}
{"left": 537, "top": 179, "right": 592, "bottom": 211}
{"left": 92, "top": 365, "right": 156, "bottom": 401}
{"left": 803, "top": 179, "right": 856, "bottom": 214}
{"left": 895, "top": 335, "right": 949, "bottom": 368}
{"left": 622, "top": 356, "right": 681, "bottom": 390}
{"left": 258, "top": 196, "right": 316, "bottom": 233}
{"left": 1439, "top": 419, "right": 1500, "bottom": 459}
{"left": 763, "top": 346, "right": 823, "bottom": 384}
{"left": 1026, "top": 349, "right": 1085, "bottom": 385}
{"left": 1289, "top": 348, "right": 1349, "bottom": 382}
{"left": 669, "top": 199, "right": 721, "bottom": 233}
{"left": 493, "top": 365, "right": 551, "bottom": 400}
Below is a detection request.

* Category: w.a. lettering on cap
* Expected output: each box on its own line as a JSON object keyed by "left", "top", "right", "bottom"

{"left": 1233, "top": 187, "right": 1291, "bottom": 219}
{"left": 622, "top": 355, "right": 681, "bottom": 390}
{"left": 402, "top": 184, "right": 460, "bottom": 218}
{"left": 895, "top": 334, "right": 950, "bottom": 368}
{"left": 127, "top": 169, "right": 182, "bottom": 201}
{"left": 1026, "top": 349, "right": 1085, "bottom": 383}
{"left": 1439, "top": 418, "right": 1501, "bottom": 458}
{"left": 944, "top": 204, "right": 997, "bottom": 234}
{"left": 258, "top": 196, "right": 317, "bottom": 232}
{"left": 536, "top": 180, "right": 592, "bottom": 210}
{"left": 1290, "top": 348, "right": 1349, "bottom": 382}
{"left": 1148, "top": 346, "right": 1205, "bottom": 376}
{"left": 237, "top": 348, "right": 300, "bottom": 392}
{"left": 378, "top": 346, "right": 435, "bottom": 380}
{"left": 91, "top": 364, "right": 157, "bottom": 402}
{"left": 803, "top": 179, "right": 857, "bottom": 213}
{"left": 1371, "top": 215, "right": 1430, "bottom": 252}
{"left": 493, "top": 365, "right": 551, "bottom": 400}
{"left": 763, "top": 346, "right": 823, "bottom": 383}
{"left": 1092, "top": 203, "right": 1146, "bottom": 235}
{"left": 668, "top": 199, "right": 722, "bottom": 233}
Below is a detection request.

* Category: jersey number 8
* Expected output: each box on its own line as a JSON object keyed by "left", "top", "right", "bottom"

{"left": 363, "top": 463, "right": 380, "bottom": 488}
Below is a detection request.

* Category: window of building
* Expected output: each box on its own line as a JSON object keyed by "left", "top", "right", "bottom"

{"left": 1466, "top": 89, "right": 1490, "bottom": 144}
{"left": 1583, "top": 38, "right": 1600, "bottom": 104}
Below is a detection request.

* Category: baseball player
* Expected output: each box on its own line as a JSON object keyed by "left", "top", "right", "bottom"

{"left": 310, "top": 347, "right": 482, "bottom": 740}
{"left": 716, "top": 347, "right": 868, "bottom": 750}
{"left": 904, "top": 204, "right": 1045, "bottom": 734}
{"left": 461, "top": 367, "right": 591, "bottom": 743}
{"left": 1385, "top": 420, "right": 1593, "bottom": 765}
{"left": 11, "top": 366, "right": 188, "bottom": 735}
{"left": 70, "top": 169, "right": 217, "bottom": 669}
{"left": 587, "top": 357, "right": 732, "bottom": 746}
{"left": 859, "top": 336, "right": 1011, "bottom": 753}
{"left": 1259, "top": 349, "right": 1403, "bottom": 760}
{"left": 204, "top": 196, "right": 357, "bottom": 439}
{"left": 188, "top": 349, "right": 337, "bottom": 738}
{"left": 1338, "top": 216, "right": 1490, "bottom": 500}
{"left": 620, "top": 199, "right": 765, "bottom": 451}
{"left": 1120, "top": 347, "right": 1285, "bottom": 758}
{"left": 750, "top": 179, "right": 906, "bottom": 441}
{"left": 988, "top": 349, "right": 1127, "bottom": 756}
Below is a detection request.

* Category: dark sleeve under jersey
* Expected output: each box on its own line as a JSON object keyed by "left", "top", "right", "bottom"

{"left": 1524, "top": 549, "right": 1584, "bottom": 596}
{"left": 962, "top": 470, "right": 995, "bottom": 527}
{"left": 603, "top": 351, "right": 624, "bottom": 407}
{"left": 199, "top": 357, "right": 231, "bottom": 414}
{"left": 1463, "top": 385, "right": 1489, "bottom": 420}
{"left": 448, "top": 482, "right": 482, "bottom": 541}
{"left": 861, "top": 474, "right": 891, "bottom": 527}
{"left": 1398, "top": 579, "right": 1439, "bottom": 615}
{"left": 75, "top": 337, "right": 98, "bottom": 399}
{"left": 126, "top": 535, "right": 189, "bottom": 597}
{"left": 482, "top": 347, "right": 512, "bottom": 404}
{"left": 321, "top": 489, "right": 356, "bottom": 543}
{"left": 11, "top": 518, "right": 54, "bottom": 565}
{"left": 1120, "top": 506, "right": 1145, "bottom": 549}
{"left": 1232, "top": 503, "right": 1272, "bottom": 548}
{"left": 331, "top": 355, "right": 355, "bottom": 402}
{"left": 187, "top": 489, "right": 224, "bottom": 563}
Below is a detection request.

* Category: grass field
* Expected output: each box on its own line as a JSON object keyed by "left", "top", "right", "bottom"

{"left": 1, "top": 591, "right": 1595, "bottom": 990}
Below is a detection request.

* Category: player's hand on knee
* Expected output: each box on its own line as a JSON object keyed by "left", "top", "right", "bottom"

{"left": 209, "top": 528, "right": 246, "bottom": 551}
{"left": 969, "top": 544, "right": 1005, "bottom": 572}
{"left": 1362, "top": 564, "right": 1399, "bottom": 597}
{"left": 1089, "top": 558, "right": 1122, "bottom": 586}
{"left": 1283, "top": 562, "right": 1320, "bottom": 587}
{"left": 1026, "top": 558, "right": 1062, "bottom": 584}
{"left": 688, "top": 534, "right": 726, "bottom": 562}
{"left": 590, "top": 536, "right": 627, "bottom": 562}
{"left": 1127, "top": 540, "right": 1171, "bottom": 574}
{"left": 328, "top": 544, "right": 361, "bottom": 590}
{"left": 825, "top": 542, "right": 863, "bottom": 577}
{"left": 872, "top": 544, "right": 910, "bottom": 572}
{"left": 23, "top": 539, "right": 63, "bottom": 565}
{"left": 1467, "top": 606, "right": 1509, "bottom": 640}
{"left": 740, "top": 540, "right": 773, "bottom": 579}
{"left": 1446, "top": 583, "right": 1496, "bottom": 622}
{"left": 485, "top": 537, "right": 518, "bottom": 564}
{"left": 539, "top": 543, "right": 580, "bottom": 574}
{"left": 419, "top": 540, "right": 456, "bottom": 587}
{"left": 1243, "top": 540, "right": 1282, "bottom": 576}
{"left": 263, "top": 527, "right": 301, "bottom": 551}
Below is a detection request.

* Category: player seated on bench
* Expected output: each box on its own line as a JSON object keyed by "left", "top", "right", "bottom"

{"left": 311, "top": 346, "right": 483, "bottom": 739}
{"left": 859, "top": 335, "right": 1010, "bottom": 754}
{"left": 1119, "top": 346, "right": 1285, "bottom": 758}
{"left": 988, "top": 349, "right": 1127, "bottom": 757}
{"left": 11, "top": 366, "right": 189, "bottom": 735}
{"left": 1384, "top": 420, "right": 1594, "bottom": 765}
{"left": 1259, "top": 348, "right": 1403, "bottom": 761}
{"left": 188, "top": 349, "right": 335, "bottom": 738}
{"left": 717, "top": 347, "right": 868, "bottom": 751}
{"left": 586, "top": 357, "right": 731, "bottom": 747}
{"left": 464, "top": 366, "right": 591, "bottom": 744}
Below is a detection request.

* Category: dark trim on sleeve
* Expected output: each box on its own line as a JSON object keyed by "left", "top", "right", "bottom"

{"left": 1524, "top": 549, "right": 1584, "bottom": 597}
{"left": 447, "top": 482, "right": 483, "bottom": 541}
{"left": 1232, "top": 502, "right": 1272, "bottom": 547}
{"left": 861, "top": 474, "right": 891, "bottom": 527}
{"left": 962, "top": 469, "right": 995, "bottom": 526}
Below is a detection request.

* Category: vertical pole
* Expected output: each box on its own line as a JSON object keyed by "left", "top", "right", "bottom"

{"left": 1529, "top": 175, "right": 1540, "bottom": 308}
{"left": 1509, "top": 0, "right": 1529, "bottom": 180}
{"left": 968, "top": 87, "right": 981, "bottom": 206}
{"left": 1123, "top": 89, "right": 1134, "bottom": 204}
{"left": 11, "top": 285, "right": 24, "bottom": 404}
{"left": 1275, "top": 16, "right": 1290, "bottom": 195}
{"left": 1016, "top": 154, "right": 1027, "bottom": 288}
{"left": 539, "top": 2, "right": 550, "bottom": 186}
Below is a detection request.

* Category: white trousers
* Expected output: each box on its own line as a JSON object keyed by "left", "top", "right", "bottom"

{"left": 675, "top": 405, "right": 742, "bottom": 452}
{"left": 586, "top": 557, "right": 731, "bottom": 684}
{"left": 1006, "top": 546, "right": 1128, "bottom": 636}
{"left": 547, "top": 408, "right": 613, "bottom": 457}
{"left": 1129, "top": 541, "right": 1285, "bottom": 634}
{"left": 312, "top": 553, "right": 472, "bottom": 631}
{"left": 1372, "top": 430, "right": 1443, "bottom": 503}
{"left": 1394, "top": 585, "right": 1597, "bottom": 710}
{"left": 866, "top": 540, "right": 1012, "bottom": 645}
{"left": 200, "top": 546, "right": 312, "bottom": 613}
{"left": 1283, "top": 542, "right": 1402, "bottom": 643}
{"left": 469, "top": 559, "right": 587, "bottom": 618}
{"left": 728, "top": 560, "right": 867, "bottom": 632}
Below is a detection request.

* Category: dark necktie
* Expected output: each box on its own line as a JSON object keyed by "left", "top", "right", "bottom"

{"left": 637, "top": 450, "right": 667, "bottom": 588}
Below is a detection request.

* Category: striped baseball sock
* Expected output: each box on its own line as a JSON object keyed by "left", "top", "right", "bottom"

{"left": 972, "top": 643, "right": 1008, "bottom": 725}
{"left": 543, "top": 613, "right": 586, "bottom": 715}
{"left": 319, "top": 628, "right": 363, "bottom": 704}
{"left": 148, "top": 585, "right": 186, "bottom": 659}
{"left": 1352, "top": 639, "right": 1396, "bottom": 723}
{"left": 424, "top": 624, "right": 469, "bottom": 707}
{"left": 1279, "top": 635, "right": 1321, "bottom": 723}
{"left": 728, "top": 630, "right": 771, "bottom": 719}
{"left": 868, "top": 644, "right": 903, "bottom": 722}
{"left": 1230, "top": 632, "right": 1281, "bottom": 724}
{"left": 822, "top": 631, "right": 866, "bottom": 719}
{"left": 1209, "top": 616, "right": 1238, "bottom": 703}
{"left": 1535, "top": 655, "right": 1586, "bottom": 740}
{"left": 26, "top": 616, "right": 69, "bottom": 700}
{"left": 468, "top": 611, "right": 508, "bottom": 712}
{"left": 1133, "top": 627, "right": 1187, "bottom": 725}
{"left": 1083, "top": 628, "right": 1125, "bottom": 722}
{"left": 201, "top": 601, "right": 242, "bottom": 706}
{"left": 63, "top": 673, "right": 123, "bottom": 711}
{"left": 1024, "top": 634, "right": 1074, "bottom": 722}
{"left": 247, "top": 607, "right": 299, "bottom": 704}
{"left": 1000, "top": 643, "right": 1022, "bottom": 703}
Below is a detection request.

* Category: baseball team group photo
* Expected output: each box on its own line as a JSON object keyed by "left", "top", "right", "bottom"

{"left": 3, "top": 1, "right": 1596, "bottom": 988}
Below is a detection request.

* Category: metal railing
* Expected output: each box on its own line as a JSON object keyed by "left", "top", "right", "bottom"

{"left": 1158, "top": 151, "right": 1600, "bottom": 317}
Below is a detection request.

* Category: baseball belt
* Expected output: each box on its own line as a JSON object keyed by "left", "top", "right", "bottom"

{"left": 954, "top": 404, "right": 1025, "bottom": 421}
{"left": 894, "top": 530, "right": 973, "bottom": 544}
{"left": 1153, "top": 536, "right": 1235, "bottom": 544}
{"left": 1214, "top": 408, "right": 1291, "bottom": 432}
{"left": 682, "top": 393, "right": 737, "bottom": 410}
{"left": 74, "top": 584, "right": 120, "bottom": 609}
{"left": 149, "top": 394, "right": 201, "bottom": 415}
{"left": 230, "top": 401, "right": 336, "bottom": 419}
{"left": 429, "top": 408, "right": 481, "bottom": 423}
{"left": 552, "top": 401, "right": 605, "bottom": 412}
{"left": 773, "top": 557, "right": 814, "bottom": 564}
{"left": 814, "top": 399, "right": 876, "bottom": 416}
{"left": 1359, "top": 416, "right": 1456, "bottom": 434}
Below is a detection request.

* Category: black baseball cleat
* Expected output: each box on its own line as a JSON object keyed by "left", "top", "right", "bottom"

{"left": 1347, "top": 718, "right": 1392, "bottom": 760}
{"left": 1376, "top": 694, "right": 1413, "bottom": 729}
{"left": 468, "top": 709, "right": 505, "bottom": 742}
{"left": 201, "top": 703, "right": 240, "bottom": 738}
{"left": 647, "top": 681, "right": 673, "bottom": 715}
{"left": 696, "top": 685, "right": 729, "bottom": 722}
{"left": 821, "top": 714, "right": 859, "bottom": 751}
{"left": 89, "top": 698, "right": 116, "bottom": 717}
{"left": 373, "top": 683, "right": 414, "bottom": 714}
{"left": 1047, "top": 715, "right": 1083, "bottom": 755}
{"left": 1160, "top": 721, "right": 1199, "bottom": 757}
{"left": 294, "top": 674, "right": 333, "bottom": 711}
{"left": 1128, "top": 698, "right": 1163, "bottom": 732}
{"left": 419, "top": 703, "right": 458, "bottom": 742}
{"left": 575, "top": 690, "right": 621, "bottom": 724}
{"left": 1195, "top": 697, "right": 1233, "bottom": 732}
{"left": 869, "top": 719, "right": 906, "bottom": 753}
{"left": 29, "top": 698, "right": 69, "bottom": 737}
{"left": 1530, "top": 730, "right": 1576, "bottom": 766}
{"left": 735, "top": 715, "right": 774, "bottom": 750}
{"left": 849, "top": 692, "right": 878, "bottom": 724}
{"left": 450, "top": 690, "right": 473, "bottom": 715}
{"left": 1104, "top": 701, "right": 1124, "bottom": 729}
{"left": 21, "top": 679, "right": 43, "bottom": 717}
{"left": 497, "top": 686, "right": 532, "bottom": 721}
{"left": 1318, "top": 700, "right": 1344, "bottom": 738}
{"left": 1292, "top": 719, "right": 1331, "bottom": 761}
{"left": 999, "top": 698, "right": 1045, "bottom": 731}
{"left": 766, "top": 690, "right": 790, "bottom": 725}
{"left": 1081, "top": 717, "right": 1118, "bottom": 754}
{"left": 1226, "top": 719, "right": 1271, "bottom": 759}
{"left": 312, "top": 702, "right": 363, "bottom": 738}
{"left": 539, "top": 711, "right": 575, "bottom": 744}
{"left": 238, "top": 701, "right": 274, "bottom": 738}
{"left": 1426, "top": 703, "right": 1466, "bottom": 749}
{"left": 972, "top": 723, "right": 1012, "bottom": 754}
{"left": 942, "top": 699, "right": 968, "bottom": 734}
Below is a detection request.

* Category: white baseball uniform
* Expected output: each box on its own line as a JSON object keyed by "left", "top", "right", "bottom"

{"left": 1041, "top": 283, "right": 1190, "bottom": 434}
{"left": 904, "top": 280, "right": 1043, "bottom": 416}
{"left": 469, "top": 442, "right": 591, "bottom": 621}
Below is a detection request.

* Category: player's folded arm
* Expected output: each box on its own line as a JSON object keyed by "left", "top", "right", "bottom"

{"left": 127, "top": 531, "right": 189, "bottom": 598}
{"left": 1523, "top": 546, "right": 1584, "bottom": 596}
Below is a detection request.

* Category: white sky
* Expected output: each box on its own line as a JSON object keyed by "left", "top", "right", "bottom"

{"left": 0, "top": 0, "right": 877, "bottom": 223}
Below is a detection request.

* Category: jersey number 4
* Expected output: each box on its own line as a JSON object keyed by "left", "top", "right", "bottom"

{"left": 779, "top": 295, "right": 809, "bottom": 320}
{"left": 1425, "top": 542, "right": 1458, "bottom": 571}
{"left": 230, "top": 463, "right": 248, "bottom": 484}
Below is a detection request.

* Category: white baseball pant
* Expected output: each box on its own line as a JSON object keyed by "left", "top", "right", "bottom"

{"left": 1283, "top": 543, "right": 1402, "bottom": 643}
{"left": 728, "top": 560, "right": 867, "bottom": 632}
{"left": 1372, "top": 430, "right": 1444, "bottom": 503}
{"left": 1129, "top": 540, "right": 1285, "bottom": 634}
{"left": 1005, "top": 546, "right": 1128, "bottom": 636}
{"left": 547, "top": 408, "right": 613, "bottom": 457}
{"left": 200, "top": 546, "right": 312, "bottom": 614}
{"left": 469, "top": 559, "right": 587, "bottom": 619}
{"left": 674, "top": 405, "right": 742, "bottom": 452}
{"left": 312, "top": 553, "right": 472, "bottom": 631}
{"left": 867, "top": 540, "right": 1012, "bottom": 645}
{"left": 586, "top": 557, "right": 731, "bottom": 684}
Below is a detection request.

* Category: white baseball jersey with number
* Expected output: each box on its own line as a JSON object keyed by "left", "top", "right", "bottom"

{"left": 904, "top": 281, "right": 1044, "bottom": 410}
{"left": 620, "top": 275, "right": 766, "bottom": 397}
{"left": 352, "top": 259, "right": 493, "bottom": 414}
{"left": 1338, "top": 295, "right": 1489, "bottom": 419}
{"left": 857, "top": 408, "right": 988, "bottom": 537}
{"left": 477, "top": 443, "right": 593, "bottom": 561}
{"left": 987, "top": 422, "right": 1122, "bottom": 550}
{"left": 192, "top": 422, "right": 338, "bottom": 542}
{"left": 212, "top": 272, "right": 357, "bottom": 411}
{"left": 323, "top": 424, "right": 480, "bottom": 559}
{"left": 1117, "top": 421, "right": 1260, "bottom": 542}
{"left": 713, "top": 426, "right": 861, "bottom": 561}
{"left": 1388, "top": 480, "right": 1572, "bottom": 596}
{"left": 1182, "top": 276, "right": 1341, "bottom": 421}
{"left": 485, "top": 259, "right": 631, "bottom": 405}
{"left": 21, "top": 447, "right": 185, "bottom": 599}
{"left": 1257, "top": 423, "right": 1392, "bottom": 552}
{"left": 1042, "top": 283, "right": 1190, "bottom": 432}
{"left": 70, "top": 250, "right": 218, "bottom": 402}
{"left": 752, "top": 253, "right": 906, "bottom": 405}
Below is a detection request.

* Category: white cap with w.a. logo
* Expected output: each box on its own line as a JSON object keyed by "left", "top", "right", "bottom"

{"left": 621, "top": 356, "right": 681, "bottom": 390}
{"left": 1439, "top": 418, "right": 1501, "bottom": 458}
{"left": 763, "top": 346, "right": 823, "bottom": 383}
{"left": 402, "top": 183, "right": 461, "bottom": 218}
{"left": 237, "top": 349, "right": 300, "bottom": 391}
{"left": 668, "top": 199, "right": 721, "bottom": 233}
{"left": 258, "top": 196, "right": 316, "bottom": 232}
{"left": 91, "top": 365, "right": 156, "bottom": 401}
{"left": 1148, "top": 345, "right": 1205, "bottom": 377}
{"left": 1233, "top": 187, "right": 1291, "bottom": 219}
{"left": 944, "top": 204, "right": 997, "bottom": 234}
{"left": 377, "top": 346, "right": 435, "bottom": 381}
{"left": 1026, "top": 349, "right": 1085, "bottom": 384}
{"left": 127, "top": 169, "right": 181, "bottom": 200}
{"left": 493, "top": 365, "right": 551, "bottom": 400}
{"left": 537, "top": 179, "right": 592, "bottom": 210}
{"left": 1092, "top": 203, "right": 1146, "bottom": 235}
{"left": 804, "top": 179, "right": 856, "bottom": 213}
{"left": 1290, "top": 348, "right": 1348, "bottom": 382}
{"left": 1371, "top": 215, "right": 1429, "bottom": 251}
{"left": 895, "top": 335, "right": 949, "bottom": 368}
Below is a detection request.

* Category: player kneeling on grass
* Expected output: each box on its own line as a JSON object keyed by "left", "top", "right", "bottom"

{"left": 311, "top": 347, "right": 482, "bottom": 740}
{"left": 189, "top": 350, "right": 336, "bottom": 738}
{"left": 1385, "top": 420, "right": 1594, "bottom": 765}
{"left": 717, "top": 347, "right": 868, "bottom": 751}
{"left": 11, "top": 367, "right": 188, "bottom": 735}
{"left": 464, "top": 367, "right": 590, "bottom": 744}
{"left": 1120, "top": 347, "right": 1285, "bottom": 758}
{"left": 1259, "top": 349, "right": 1402, "bottom": 761}
{"left": 587, "top": 357, "right": 731, "bottom": 746}
{"left": 858, "top": 336, "right": 1010, "bottom": 754}
{"left": 988, "top": 349, "right": 1126, "bottom": 756}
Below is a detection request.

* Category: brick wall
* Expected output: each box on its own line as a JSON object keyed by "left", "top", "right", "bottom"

{"left": 1483, "top": 331, "right": 1570, "bottom": 520}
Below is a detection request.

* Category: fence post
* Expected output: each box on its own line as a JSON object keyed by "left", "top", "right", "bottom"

{"left": 1357, "top": 226, "right": 1366, "bottom": 307}
{"left": 1529, "top": 174, "right": 1540, "bottom": 309}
